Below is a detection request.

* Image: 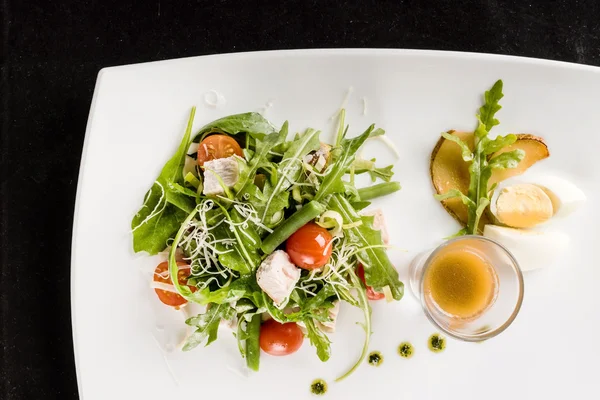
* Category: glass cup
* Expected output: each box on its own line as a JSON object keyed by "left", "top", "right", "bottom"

{"left": 409, "top": 235, "right": 524, "bottom": 341}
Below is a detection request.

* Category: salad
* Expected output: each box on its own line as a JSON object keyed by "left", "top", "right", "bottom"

{"left": 131, "top": 109, "right": 403, "bottom": 380}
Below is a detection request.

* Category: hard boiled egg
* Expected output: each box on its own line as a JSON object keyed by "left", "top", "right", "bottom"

{"left": 491, "top": 183, "right": 553, "bottom": 228}
{"left": 483, "top": 225, "right": 569, "bottom": 272}
{"left": 490, "top": 175, "right": 586, "bottom": 228}
{"left": 533, "top": 176, "right": 587, "bottom": 218}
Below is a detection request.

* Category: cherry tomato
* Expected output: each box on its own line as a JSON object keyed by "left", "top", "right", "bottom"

{"left": 197, "top": 134, "right": 243, "bottom": 166}
{"left": 153, "top": 261, "right": 195, "bottom": 307}
{"left": 357, "top": 264, "right": 385, "bottom": 301}
{"left": 259, "top": 319, "right": 304, "bottom": 356}
{"left": 286, "top": 222, "right": 333, "bottom": 270}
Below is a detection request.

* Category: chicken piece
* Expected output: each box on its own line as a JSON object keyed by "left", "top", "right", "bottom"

{"left": 360, "top": 208, "right": 389, "bottom": 244}
{"left": 256, "top": 250, "right": 301, "bottom": 305}
{"left": 303, "top": 142, "right": 332, "bottom": 172}
{"left": 202, "top": 155, "right": 240, "bottom": 196}
{"left": 317, "top": 300, "right": 341, "bottom": 333}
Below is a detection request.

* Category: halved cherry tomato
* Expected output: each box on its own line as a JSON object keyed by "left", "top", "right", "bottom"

{"left": 259, "top": 319, "right": 304, "bottom": 356}
{"left": 356, "top": 264, "right": 385, "bottom": 301}
{"left": 286, "top": 222, "right": 333, "bottom": 270}
{"left": 197, "top": 134, "right": 243, "bottom": 166}
{"left": 153, "top": 261, "right": 195, "bottom": 307}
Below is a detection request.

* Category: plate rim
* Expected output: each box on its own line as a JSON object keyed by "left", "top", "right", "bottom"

{"left": 70, "top": 48, "right": 600, "bottom": 398}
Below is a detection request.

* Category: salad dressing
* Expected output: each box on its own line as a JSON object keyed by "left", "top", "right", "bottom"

{"left": 424, "top": 244, "right": 497, "bottom": 320}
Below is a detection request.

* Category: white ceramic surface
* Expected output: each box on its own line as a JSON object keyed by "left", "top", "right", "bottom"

{"left": 72, "top": 49, "right": 600, "bottom": 400}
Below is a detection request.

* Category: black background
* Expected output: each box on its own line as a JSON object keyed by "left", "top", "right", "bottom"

{"left": 1, "top": 1, "right": 599, "bottom": 398}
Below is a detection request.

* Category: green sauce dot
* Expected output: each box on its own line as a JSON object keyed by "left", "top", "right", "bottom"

{"left": 367, "top": 351, "right": 383, "bottom": 366}
{"left": 310, "top": 379, "right": 327, "bottom": 396}
{"left": 428, "top": 333, "right": 446, "bottom": 353}
{"left": 398, "top": 342, "right": 414, "bottom": 358}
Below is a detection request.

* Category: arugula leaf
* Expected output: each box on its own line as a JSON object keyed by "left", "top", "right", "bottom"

{"left": 464, "top": 144, "right": 487, "bottom": 234}
{"left": 260, "top": 128, "right": 321, "bottom": 223}
{"left": 368, "top": 127, "right": 385, "bottom": 138}
{"left": 434, "top": 189, "right": 475, "bottom": 207}
{"left": 234, "top": 123, "right": 288, "bottom": 196}
{"left": 473, "top": 197, "right": 490, "bottom": 233}
{"left": 315, "top": 125, "right": 373, "bottom": 201}
{"left": 304, "top": 318, "right": 332, "bottom": 362}
{"left": 132, "top": 108, "right": 196, "bottom": 254}
{"left": 441, "top": 132, "right": 473, "bottom": 162}
{"left": 483, "top": 133, "right": 518, "bottom": 155}
{"left": 351, "top": 158, "right": 395, "bottom": 182}
{"left": 245, "top": 181, "right": 290, "bottom": 228}
{"left": 194, "top": 112, "right": 277, "bottom": 142}
{"left": 275, "top": 128, "right": 320, "bottom": 186}
{"left": 327, "top": 194, "right": 404, "bottom": 300}
{"left": 302, "top": 285, "right": 337, "bottom": 312}
{"left": 277, "top": 287, "right": 336, "bottom": 323}
{"left": 488, "top": 149, "right": 525, "bottom": 169}
{"left": 183, "top": 303, "right": 235, "bottom": 351}
{"left": 188, "top": 276, "right": 252, "bottom": 305}
{"left": 260, "top": 288, "right": 334, "bottom": 324}
{"left": 278, "top": 289, "right": 333, "bottom": 361}
{"left": 235, "top": 298, "right": 259, "bottom": 315}
{"left": 212, "top": 208, "right": 261, "bottom": 275}
{"left": 478, "top": 80, "right": 504, "bottom": 132}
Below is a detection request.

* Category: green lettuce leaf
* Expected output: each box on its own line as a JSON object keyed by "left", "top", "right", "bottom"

{"left": 131, "top": 108, "right": 196, "bottom": 254}
{"left": 194, "top": 112, "right": 277, "bottom": 141}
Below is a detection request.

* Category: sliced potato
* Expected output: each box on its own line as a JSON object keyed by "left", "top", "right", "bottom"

{"left": 430, "top": 131, "right": 549, "bottom": 226}
{"left": 488, "top": 134, "right": 549, "bottom": 186}
{"left": 430, "top": 130, "right": 473, "bottom": 224}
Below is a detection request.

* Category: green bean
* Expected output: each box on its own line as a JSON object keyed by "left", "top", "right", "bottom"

{"left": 260, "top": 200, "right": 325, "bottom": 253}
{"left": 357, "top": 182, "right": 401, "bottom": 201}
{"left": 245, "top": 314, "right": 261, "bottom": 371}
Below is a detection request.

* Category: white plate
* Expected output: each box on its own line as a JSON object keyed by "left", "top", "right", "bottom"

{"left": 72, "top": 49, "right": 600, "bottom": 399}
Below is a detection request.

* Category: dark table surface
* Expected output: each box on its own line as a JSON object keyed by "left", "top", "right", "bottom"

{"left": 2, "top": 1, "right": 600, "bottom": 398}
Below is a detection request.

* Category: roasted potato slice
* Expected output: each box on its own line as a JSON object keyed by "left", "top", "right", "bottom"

{"left": 488, "top": 134, "right": 549, "bottom": 186}
{"left": 430, "top": 131, "right": 549, "bottom": 226}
